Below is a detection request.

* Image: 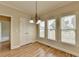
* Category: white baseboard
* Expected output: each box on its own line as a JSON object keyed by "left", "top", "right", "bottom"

{"left": 37, "top": 40, "right": 79, "bottom": 56}
{"left": 11, "top": 45, "right": 20, "bottom": 49}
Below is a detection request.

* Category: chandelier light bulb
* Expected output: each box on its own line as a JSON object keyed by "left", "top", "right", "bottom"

{"left": 36, "top": 20, "right": 41, "bottom": 24}
{"left": 29, "top": 20, "right": 34, "bottom": 23}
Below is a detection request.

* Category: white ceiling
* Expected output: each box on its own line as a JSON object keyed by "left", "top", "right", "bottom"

{"left": 0, "top": 1, "right": 73, "bottom": 16}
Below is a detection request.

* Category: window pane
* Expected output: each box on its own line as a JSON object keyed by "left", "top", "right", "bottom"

{"left": 39, "top": 21, "right": 45, "bottom": 38}
{"left": 61, "top": 15, "right": 76, "bottom": 45}
{"left": 61, "top": 15, "right": 76, "bottom": 29}
{"left": 48, "top": 19, "right": 56, "bottom": 40}
{"left": 61, "top": 30, "right": 75, "bottom": 45}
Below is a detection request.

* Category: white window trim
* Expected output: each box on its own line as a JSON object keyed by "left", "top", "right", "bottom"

{"left": 47, "top": 19, "right": 56, "bottom": 41}
{"left": 60, "top": 14, "right": 76, "bottom": 45}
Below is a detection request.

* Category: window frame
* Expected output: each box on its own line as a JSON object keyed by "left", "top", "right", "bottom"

{"left": 39, "top": 21, "right": 45, "bottom": 39}
{"left": 47, "top": 19, "right": 56, "bottom": 41}
{"left": 60, "top": 14, "right": 77, "bottom": 45}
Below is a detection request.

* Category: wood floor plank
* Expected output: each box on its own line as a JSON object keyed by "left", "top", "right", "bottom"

{"left": 0, "top": 42, "right": 75, "bottom": 57}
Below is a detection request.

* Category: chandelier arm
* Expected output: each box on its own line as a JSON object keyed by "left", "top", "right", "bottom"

{"left": 30, "top": 1, "right": 41, "bottom": 24}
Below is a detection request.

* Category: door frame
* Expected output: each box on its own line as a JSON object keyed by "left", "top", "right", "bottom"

{"left": 0, "top": 15, "right": 11, "bottom": 50}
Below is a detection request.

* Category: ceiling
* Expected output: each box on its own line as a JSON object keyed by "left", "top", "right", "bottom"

{"left": 0, "top": 1, "right": 73, "bottom": 16}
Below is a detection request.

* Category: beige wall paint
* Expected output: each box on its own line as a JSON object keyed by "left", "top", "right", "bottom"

{"left": 37, "top": 2, "right": 79, "bottom": 56}
{"left": 0, "top": 4, "right": 36, "bottom": 49}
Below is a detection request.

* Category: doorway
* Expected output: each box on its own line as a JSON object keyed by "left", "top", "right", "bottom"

{"left": 0, "top": 15, "right": 11, "bottom": 51}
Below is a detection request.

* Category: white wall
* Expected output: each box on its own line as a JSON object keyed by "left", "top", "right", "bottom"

{"left": 20, "top": 18, "right": 36, "bottom": 46}
{"left": 0, "top": 4, "right": 36, "bottom": 49}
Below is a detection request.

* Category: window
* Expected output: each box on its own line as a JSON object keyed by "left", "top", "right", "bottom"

{"left": 61, "top": 15, "right": 76, "bottom": 45}
{"left": 39, "top": 21, "right": 45, "bottom": 38}
{"left": 48, "top": 19, "right": 56, "bottom": 40}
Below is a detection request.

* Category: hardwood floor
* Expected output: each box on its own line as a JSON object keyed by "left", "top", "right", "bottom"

{"left": 0, "top": 41, "right": 10, "bottom": 50}
{"left": 0, "top": 42, "right": 75, "bottom": 57}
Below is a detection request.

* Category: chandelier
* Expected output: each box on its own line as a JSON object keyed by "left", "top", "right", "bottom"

{"left": 29, "top": 1, "right": 41, "bottom": 24}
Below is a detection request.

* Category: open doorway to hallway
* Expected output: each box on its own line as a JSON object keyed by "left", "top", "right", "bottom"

{"left": 0, "top": 15, "right": 11, "bottom": 51}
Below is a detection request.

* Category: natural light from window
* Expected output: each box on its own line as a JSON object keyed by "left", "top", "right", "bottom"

{"left": 61, "top": 15, "right": 76, "bottom": 45}
{"left": 48, "top": 19, "right": 56, "bottom": 40}
{"left": 39, "top": 21, "right": 45, "bottom": 38}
